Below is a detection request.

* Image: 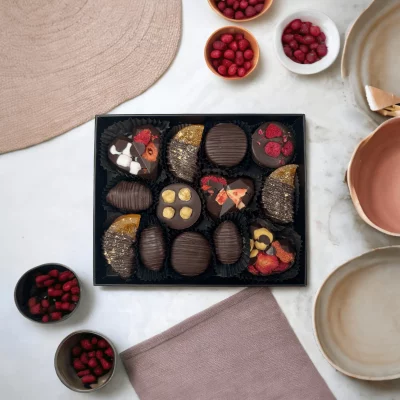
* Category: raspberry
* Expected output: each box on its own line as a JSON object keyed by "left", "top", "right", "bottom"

{"left": 210, "top": 50, "right": 222, "bottom": 59}
{"left": 55, "top": 301, "right": 62, "bottom": 310}
{"left": 54, "top": 284, "right": 62, "bottom": 290}
{"left": 81, "top": 375, "right": 96, "bottom": 384}
{"left": 317, "top": 32, "right": 326, "bottom": 43}
{"left": 201, "top": 176, "right": 227, "bottom": 189}
{"left": 265, "top": 123, "right": 283, "bottom": 138}
{"left": 299, "top": 23, "right": 309, "bottom": 35}
{"left": 238, "top": 39, "right": 250, "bottom": 51}
{"left": 48, "top": 269, "right": 59, "bottom": 278}
{"left": 48, "top": 288, "right": 63, "bottom": 297}
{"left": 35, "top": 275, "right": 50, "bottom": 285}
{"left": 237, "top": 67, "right": 246, "bottom": 77}
{"left": 265, "top": 142, "right": 281, "bottom": 158}
{"left": 244, "top": 49, "right": 254, "bottom": 60}
{"left": 310, "top": 25, "right": 321, "bottom": 37}
{"left": 235, "top": 10, "right": 245, "bottom": 19}
{"left": 88, "top": 358, "right": 98, "bottom": 369}
{"left": 62, "top": 281, "right": 72, "bottom": 292}
{"left": 42, "top": 315, "right": 49, "bottom": 323}
{"left": 309, "top": 43, "right": 319, "bottom": 50}
{"left": 91, "top": 337, "right": 98, "bottom": 345}
{"left": 224, "top": 49, "right": 235, "bottom": 60}
{"left": 303, "top": 35, "right": 316, "bottom": 45}
{"left": 289, "top": 40, "right": 298, "bottom": 50}
{"left": 30, "top": 304, "right": 43, "bottom": 315}
{"left": 95, "top": 350, "right": 104, "bottom": 359}
{"left": 282, "top": 34, "right": 294, "bottom": 44}
{"left": 299, "top": 44, "right": 309, "bottom": 53}
{"left": 306, "top": 51, "right": 317, "bottom": 63}
{"left": 71, "top": 294, "right": 80, "bottom": 302}
{"left": 293, "top": 50, "right": 305, "bottom": 62}
{"left": 69, "top": 304, "right": 76, "bottom": 312}
{"left": 281, "top": 141, "right": 294, "bottom": 157}
{"left": 104, "top": 347, "right": 114, "bottom": 358}
{"left": 290, "top": 19, "right": 302, "bottom": 31}
{"left": 232, "top": 1, "right": 240, "bottom": 10}
{"left": 228, "top": 64, "right": 237, "bottom": 76}
{"left": 229, "top": 41, "right": 238, "bottom": 51}
{"left": 93, "top": 366, "right": 104, "bottom": 376}
{"left": 97, "top": 339, "right": 108, "bottom": 349}
{"left": 81, "top": 339, "right": 93, "bottom": 351}
{"left": 58, "top": 271, "right": 70, "bottom": 282}
{"left": 100, "top": 358, "right": 113, "bottom": 370}
{"left": 61, "top": 293, "right": 71, "bottom": 302}
{"left": 222, "top": 59, "right": 233, "bottom": 68}
{"left": 73, "top": 359, "right": 86, "bottom": 371}
{"left": 28, "top": 297, "right": 37, "bottom": 308}
{"left": 61, "top": 302, "right": 70, "bottom": 311}
{"left": 223, "top": 8, "right": 234, "bottom": 18}
{"left": 71, "top": 286, "right": 80, "bottom": 295}
{"left": 77, "top": 369, "right": 91, "bottom": 377}
{"left": 235, "top": 33, "right": 244, "bottom": 41}
{"left": 213, "top": 41, "right": 227, "bottom": 51}
{"left": 239, "top": 0, "right": 248, "bottom": 8}
{"left": 243, "top": 61, "right": 252, "bottom": 70}
{"left": 41, "top": 299, "right": 50, "bottom": 308}
{"left": 88, "top": 351, "right": 96, "bottom": 358}
{"left": 249, "top": 0, "right": 258, "bottom": 4}
{"left": 316, "top": 44, "right": 328, "bottom": 57}
{"left": 255, "top": 254, "right": 279, "bottom": 275}
{"left": 245, "top": 5, "right": 256, "bottom": 17}
{"left": 221, "top": 34, "right": 234, "bottom": 44}
{"left": 80, "top": 352, "right": 89, "bottom": 364}
{"left": 254, "top": 3, "right": 264, "bottom": 13}
{"left": 50, "top": 312, "right": 62, "bottom": 321}
{"left": 294, "top": 34, "right": 305, "bottom": 44}
{"left": 217, "top": 1, "right": 226, "bottom": 11}
{"left": 72, "top": 346, "right": 82, "bottom": 357}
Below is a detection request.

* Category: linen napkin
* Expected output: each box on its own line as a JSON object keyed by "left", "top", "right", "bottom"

{"left": 120, "top": 288, "right": 335, "bottom": 400}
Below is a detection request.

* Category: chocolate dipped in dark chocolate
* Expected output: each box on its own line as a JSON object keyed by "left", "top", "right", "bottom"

{"left": 214, "top": 221, "right": 242, "bottom": 265}
{"left": 139, "top": 226, "right": 165, "bottom": 271}
{"left": 205, "top": 123, "right": 247, "bottom": 167}
{"left": 106, "top": 181, "right": 153, "bottom": 212}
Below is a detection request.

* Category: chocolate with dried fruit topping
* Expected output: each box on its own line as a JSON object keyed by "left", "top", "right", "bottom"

{"left": 214, "top": 221, "right": 242, "bottom": 265}
{"left": 106, "top": 181, "right": 153, "bottom": 212}
{"left": 201, "top": 175, "right": 254, "bottom": 219}
{"left": 139, "top": 226, "right": 166, "bottom": 271}
{"left": 171, "top": 232, "right": 211, "bottom": 276}
{"left": 205, "top": 123, "right": 248, "bottom": 167}
{"left": 157, "top": 184, "right": 201, "bottom": 230}
{"left": 252, "top": 122, "right": 295, "bottom": 169}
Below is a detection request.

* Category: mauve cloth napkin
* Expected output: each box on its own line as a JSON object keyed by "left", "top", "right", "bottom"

{"left": 120, "top": 288, "right": 335, "bottom": 400}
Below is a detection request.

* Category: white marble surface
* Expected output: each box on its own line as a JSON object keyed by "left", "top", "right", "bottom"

{"left": 2, "top": 0, "right": 400, "bottom": 399}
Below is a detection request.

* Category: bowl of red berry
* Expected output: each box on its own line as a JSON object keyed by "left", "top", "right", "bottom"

{"left": 14, "top": 263, "right": 81, "bottom": 324}
{"left": 205, "top": 26, "right": 259, "bottom": 79}
{"left": 55, "top": 330, "right": 117, "bottom": 392}
{"left": 274, "top": 10, "right": 340, "bottom": 75}
{"left": 208, "top": 0, "right": 274, "bottom": 22}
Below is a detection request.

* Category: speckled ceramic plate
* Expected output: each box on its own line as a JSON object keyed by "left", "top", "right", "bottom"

{"left": 342, "top": 0, "right": 400, "bottom": 125}
{"left": 314, "top": 246, "right": 400, "bottom": 380}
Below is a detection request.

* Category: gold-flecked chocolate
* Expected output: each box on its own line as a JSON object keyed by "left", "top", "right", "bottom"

{"left": 269, "top": 164, "right": 298, "bottom": 187}
{"left": 174, "top": 125, "right": 204, "bottom": 147}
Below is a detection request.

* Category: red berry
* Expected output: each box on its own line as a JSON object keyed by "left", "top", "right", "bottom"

{"left": 48, "top": 269, "right": 59, "bottom": 278}
{"left": 303, "top": 35, "right": 316, "bottom": 45}
{"left": 265, "top": 142, "right": 282, "bottom": 157}
{"left": 223, "top": 7, "right": 234, "bottom": 18}
{"left": 67, "top": 272, "right": 75, "bottom": 279}
{"left": 69, "top": 304, "right": 76, "bottom": 312}
{"left": 54, "top": 284, "right": 62, "bottom": 290}
{"left": 104, "top": 347, "right": 114, "bottom": 358}
{"left": 309, "top": 43, "right": 319, "bottom": 50}
{"left": 81, "top": 375, "right": 96, "bottom": 385}
{"left": 238, "top": 39, "right": 250, "bottom": 51}
{"left": 72, "top": 346, "right": 82, "bottom": 357}
{"left": 88, "top": 357, "right": 98, "bottom": 369}
{"left": 235, "top": 33, "right": 244, "bottom": 41}
{"left": 88, "top": 351, "right": 96, "bottom": 358}
{"left": 217, "top": 65, "right": 227, "bottom": 76}
{"left": 310, "top": 25, "right": 321, "bottom": 37}
{"left": 293, "top": 49, "right": 305, "bottom": 62}
{"left": 224, "top": 49, "right": 235, "bottom": 60}
{"left": 217, "top": 1, "right": 226, "bottom": 11}
{"left": 50, "top": 312, "right": 62, "bottom": 321}
{"left": 282, "top": 34, "right": 294, "bottom": 44}
{"left": 100, "top": 358, "right": 113, "bottom": 370}
{"left": 96, "top": 350, "right": 104, "bottom": 359}
{"left": 61, "top": 293, "right": 71, "bottom": 302}
{"left": 254, "top": 3, "right": 264, "bottom": 12}
{"left": 91, "top": 337, "right": 98, "bottom": 345}
{"left": 97, "top": 339, "right": 108, "bottom": 349}
{"left": 35, "top": 275, "right": 50, "bottom": 284}
{"left": 299, "top": 23, "right": 309, "bottom": 35}
{"left": 58, "top": 271, "right": 70, "bottom": 282}
{"left": 284, "top": 28, "right": 293, "bottom": 34}
{"left": 55, "top": 301, "right": 62, "bottom": 310}
{"left": 239, "top": 0, "right": 248, "bottom": 9}
{"left": 316, "top": 44, "right": 328, "bottom": 57}
{"left": 73, "top": 359, "right": 86, "bottom": 371}
{"left": 71, "top": 286, "right": 80, "bottom": 295}
{"left": 265, "top": 124, "right": 283, "bottom": 138}
{"left": 212, "top": 60, "right": 221, "bottom": 69}
{"left": 48, "top": 288, "right": 63, "bottom": 297}
{"left": 222, "top": 59, "right": 233, "bottom": 68}
{"left": 213, "top": 40, "right": 227, "bottom": 51}
{"left": 133, "top": 129, "right": 151, "bottom": 145}
{"left": 71, "top": 294, "right": 80, "bottom": 302}
{"left": 61, "top": 302, "right": 70, "bottom": 311}
{"left": 249, "top": 0, "right": 258, "bottom": 4}
{"left": 42, "top": 315, "right": 49, "bottom": 323}
{"left": 210, "top": 50, "right": 222, "bottom": 59}
{"left": 228, "top": 64, "right": 238, "bottom": 76}
{"left": 294, "top": 34, "right": 305, "bottom": 44}
{"left": 229, "top": 41, "right": 238, "bottom": 51}
{"left": 282, "top": 141, "right": 294, "bottom": 157}
{"left": 93, "top": 366, "right": 104, "bottom": 376}
{"left": 244, "top": 49, "right": 254, "bottom": 60}
{"left": 245, "top": 5, "right": 256, "bottom": 17}
{"left": 317, "top": 32, "right": 326, "bottom": 43}
{"left": 62, "top": 282, "right": 72, "bottom": 292}
{"left": 81, "top": 339, "right": 93, "bottom": 351}
{"left": 283, "top": 46, "right": 292, "bottom": 58}
{"left": 70, "top": 278, "right": 78, "bottom": 287}
{"left": 243, "top": 61, "right": 252, "bottom": 70}
{"left": 28, "top": 297, "right": 37, "bottom": 308}
{"left": 80, "top": 352, "right": 89, "bottom": 364}
{"left": 299, "top": 44, "right": 309, "bottom": 53}
{"left": 306, "top": 51, "right": 318, "bottom": 63}
{"left": 289, "top": 40, "right": 298, "bottom": 50}
{"left": 41, "top": 299, "right": 50, "bottom": 308}
{"left": 221, "top": 34, "right": 234, "bottom": 44}
{"left": 290, "top": 19, "right": 302, "bottom": 31}
{"left": 233, "top": 1, "right": 240, "bottom": 10}
{"left": 30, "top": 304, "right": 43, "bottom": 315}
{"left": 235, "top": 11, "right": 245, "bottom": 19}
{"left": 77, "top": 369, "right": 91, "bottom": 377}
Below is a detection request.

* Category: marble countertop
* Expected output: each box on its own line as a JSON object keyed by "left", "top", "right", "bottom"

{"left": 2, "top": 0, "right": 400, "bottom": 399}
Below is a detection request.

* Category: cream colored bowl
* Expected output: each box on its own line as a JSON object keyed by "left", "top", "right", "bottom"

{"left": 314, "top": 246, "right": 400, "bottom": 380}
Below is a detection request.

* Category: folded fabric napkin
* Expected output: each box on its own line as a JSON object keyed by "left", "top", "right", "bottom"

{"left": 120, "top": 288, "right": 335, "bottom": 400}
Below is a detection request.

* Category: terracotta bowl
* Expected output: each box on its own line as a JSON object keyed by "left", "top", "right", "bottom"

{"left": 54, "top": 330, "right": 117, "bottom": 392}
{"left": 208, "top": 0, "right": 274, "bottom": 22}
{"left": 204, "top": 26, "right": 260, "bottom": 80}
{"left": 347, "top": 117, "right": 400, "bottom": 236}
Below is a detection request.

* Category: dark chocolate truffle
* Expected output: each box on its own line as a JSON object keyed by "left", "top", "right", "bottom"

{"left": 214, "top": 221, "right": 242, "bottom": 264}
{"left": 171, "top": 232, "right": 211, "bottom": 276}
{"left": 139, "top": 226, "right": 165, "bottom": 271}
{"left": 106, "top": 181, "right": 153, "bottom": 212}
{"left": 108, "top": 125, "right": 160, "bottom": 179}
{"left": 262, "top": 165, "right": 298, "bottom": 224}
{"left": 252, "top": 122, "right": 295, "bottom": 169}
{"left": 167, "top": 125, "right": 204, "bottom": 182}
{"left": 200, "top": 175, "right": 254, "bottom": 219}
{"left": 102, "top": 214, "right": 141, "bottom": 278}
{"left": 157, "top": 184, "right": 201, "bottom": 230}
{"left": 205, "top": 123, "right": 247, "bottom": 167}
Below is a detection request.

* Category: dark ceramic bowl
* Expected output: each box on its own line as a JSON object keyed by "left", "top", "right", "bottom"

{"left": 54, "top": 330, "right": 117, "bottom": 392}
{"left": 14, "top": 263, "right": 81, "bottom": 324}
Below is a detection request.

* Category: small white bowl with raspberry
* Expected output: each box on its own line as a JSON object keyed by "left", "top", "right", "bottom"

{"left": 274, "top": 10, "right": 340, "bottom": 75}
{"left": 208, "top": 0, "right": 274, "bottom": 22}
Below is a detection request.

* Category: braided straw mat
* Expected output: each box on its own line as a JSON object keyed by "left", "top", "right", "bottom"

{"left": 0, "top": 0, "right": 182, "bottom": 154}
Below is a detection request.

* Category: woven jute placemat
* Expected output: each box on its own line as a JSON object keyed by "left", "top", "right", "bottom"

{"left": 0, "top": 0, "right": 182, "bottom": 154}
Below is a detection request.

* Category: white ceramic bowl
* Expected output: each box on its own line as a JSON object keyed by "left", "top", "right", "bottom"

{"left": 274, "top": 9, "right": 340, "bottom": 75}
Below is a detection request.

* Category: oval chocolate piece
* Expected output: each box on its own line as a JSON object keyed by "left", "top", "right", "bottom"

{"left": 205, "top": 123, "right": 247, "bottom": 167}
{"left": 171, "top": 232, "right": 211, "bottom": 277}
{"left": 106, "top": 181, "right": 153, "bottom": 212}
{"left": 214, "top": 221, "right": 242, "bottom": 264}
{"left": 139, "top": 226, "right": 166, "bottom": 271}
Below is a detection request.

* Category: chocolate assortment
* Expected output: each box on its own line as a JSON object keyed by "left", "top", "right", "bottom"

{"left": 94, "top": 114, "right": 306, "bottom": 286}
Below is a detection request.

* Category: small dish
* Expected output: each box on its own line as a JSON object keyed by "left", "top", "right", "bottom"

{"left": 274, "top": 9, "right": 340, "bottom": 75}
{"left": 207, "top": 0, "right": 274, "bottom": 22}
{"left": 204, "top": 26, "right": 260, "bottom": 80}
{"left": 314, "top": 246, "right": 400, "bottom": 380}
{"left": 54, "top": 330, "right": 117, "bottom": 392}
{"left": 14, "top": 263, "right": 81, "bottom": 324}
{"left": 347, "top": 117, "right": 400, "bottom": 236}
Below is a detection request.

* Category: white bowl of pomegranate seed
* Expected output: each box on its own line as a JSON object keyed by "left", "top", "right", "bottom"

{"left": 274, "top": 10, "right": 340, "bottom": 75}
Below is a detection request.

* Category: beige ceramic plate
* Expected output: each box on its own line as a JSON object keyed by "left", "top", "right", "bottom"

{"left": 342, "top": 0, "right": 400, "bottom": 125}
{"left": 314, "top": 246, "right": 400, "bottom": 381}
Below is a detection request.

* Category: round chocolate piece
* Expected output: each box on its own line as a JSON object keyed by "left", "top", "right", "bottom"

{"left": 139, "top": 226, "right": 166, "bottom": 271}
{"left": 214, "top": 221, "right": 242, "bottom": 264}
{"left": 106, "top": 181, "right": 153, "bottom": 212}
{"left": 205, "top": 123, "right": 247, "bottom": 167}
{"left": 252, "top": 122, "right": 295, "bottom": 169}
{"left": 171, "top": 232, "right": 211, "bottom": 276}
{"left": 157, "top": 184, "right": 201, "bottom": 230}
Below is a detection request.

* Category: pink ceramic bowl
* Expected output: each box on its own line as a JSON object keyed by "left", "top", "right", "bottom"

{"left": 347, "top": 117, "right": 400, "bottom": 236}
